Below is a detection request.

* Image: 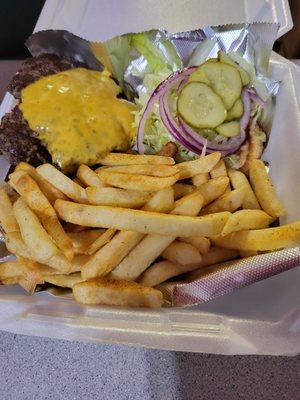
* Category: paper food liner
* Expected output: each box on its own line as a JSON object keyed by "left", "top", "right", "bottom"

{"left": 2, "top": 22, "right": 299, "bottom": 307}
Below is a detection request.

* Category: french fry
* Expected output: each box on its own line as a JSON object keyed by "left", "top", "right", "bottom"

{"left": 103, "top": 164, "right": 178, "bottom": 177}
{"left": 73, "top": 177, "right": 86, "bottom": 188}
{"left": 184, "top": 247, "right": 239, "bottom": 280}
{"left": 239, "top": 250, "right": 259, "bottom": 258}
{"left": 77, "top": 164, "right": 106, "bottom": 187}
{"left": 212, "top": 221, "right": 300, "bottom": 251}
{"left": 109, "top": 190, "right": 205, "bottom": 281}
{"left": 139, "top": 260, "right": 203, "bottom": 287}
{"left": 200, "top": 186, "right": 246, "bottom": 215}
{"left": 162, "top": 241, "right": 202, "bottom": 265}
{"left": 0, "top": 185, "right": 19, "bottom": 233}
{"left": 0, "top": 260, "right": 25, "bottom": 281}
{"left": 44, "top": 272, "right": 84, "bottom": 288}
{"left": 197, "top": 177, "right": 230, "bottom": 206}
{"left": 73, "top": 277, "right": 164, "bottom": 307}
{"left": 177, "top": 152, "right": 221, "bottom": 179}
{"left": 98, "top": 153, "right": 175, "bottom": 166}
{"left": 249, "top": 159, "right": 285, "bottom": 217}
{"left": 1, "top": 277, "right": 20, "bottom": 285}
{"left": 86, "top": 187, "right": 152, "bottom": 208}
{"left": 67, "top": 229, "right": 105, "bottom": 254}
{"left": 37, "top": 164, "right": 88, "bottom": 203}
{"left": 179, "top": 235, "right": 210, "bottom": 254}
{"left": 97, "top": 170, "right": 179, "bottom": 191}
{"left": 228, "top": 168, "right": 260, "bottom": 210}
{"left": 13, "top": 198, "right": 59, "bottom": 261}
{"left": 173, "top": 183, "right": 195, "bottom": 200}
{"left": 192, "top": 173, "right": 210, "bottom": 186}
{"left": 81, "top": 188, "right": 175, "bottom": 279}
{"left": 156, "top": 142, "right": 178, "bottom": 157}
{"left": 55, "top": 200, "right": 230, "bottom": 237}
{"left": 221, "top": 210, "right": 273, "bottom": 236}
{"left": 84, "top": 228, "right": 117, "bottom": 255}
{"left": 10, "top": 171, "right": 74, "bottom": 260}
{"left": 210, "top": 159, "right": 227, "bottom": 178}
{"left": 15, "top": 162, "right": 67, "bottom": 205}
{"left": 142, "top": 187, "right": 174, "bottom": 213}
{"left": 64, "top": 223, "right": 88, "bottom": 233}
{"left": 5, "top": 232, "right": 71, "bottom": 273}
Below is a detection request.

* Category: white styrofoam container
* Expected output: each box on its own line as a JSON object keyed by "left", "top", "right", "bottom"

{"left": 0, "top": 0, "right": 299, "bottom": 355}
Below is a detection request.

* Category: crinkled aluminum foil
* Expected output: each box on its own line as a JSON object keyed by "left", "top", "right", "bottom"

{"left": 1, "top": 23, "right": 297, "bottom": 308}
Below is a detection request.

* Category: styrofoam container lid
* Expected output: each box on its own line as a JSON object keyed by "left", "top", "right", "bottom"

{"left": 0, "top": 0, "right": 299, "bottom": 355}
{"left": 36, "top": 0, "right": 292, "bottom": 40}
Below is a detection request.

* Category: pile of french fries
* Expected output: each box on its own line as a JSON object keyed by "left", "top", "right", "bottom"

{"left": 1, "top": 148, "right": 300, "bottom": 308}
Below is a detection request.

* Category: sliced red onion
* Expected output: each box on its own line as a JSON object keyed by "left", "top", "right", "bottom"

{"left": 137, "top": 67, "right": 197, "bottom": 153}
{"left": 246, "top": 89, "right": 267, "bottom": 109}
{"left": 159, "top": 96, "right": 203, "bottom": 155}
{"left": 240, "top": 89, "right": 251, "bottom": 131}
{"left": 201, "top": 139, "right": 208, "bottom": 157}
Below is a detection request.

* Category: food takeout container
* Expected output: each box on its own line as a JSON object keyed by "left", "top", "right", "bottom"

{"left": 0, "top": 0, "right": 299, "bottom": 355}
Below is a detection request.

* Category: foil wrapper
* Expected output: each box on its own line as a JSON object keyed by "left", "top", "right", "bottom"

{"left": 1, "top": 23, "right": 297, "bottom": 307}
{"left": 158, "top": 248, "right": 300, "bottom": 307}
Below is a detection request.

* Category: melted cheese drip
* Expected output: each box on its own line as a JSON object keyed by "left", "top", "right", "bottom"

{"left": 20, "top": 68, "right": 135, "bottom": 172}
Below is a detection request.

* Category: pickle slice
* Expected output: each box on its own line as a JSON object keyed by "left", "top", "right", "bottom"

{"left": 216, "top": 121, "right": 240, "bottom": 137}
{"left": 225, "top": 98, "right": 244, "bottom": 121}
{"left": 196, "top": 61, "right": 242, "bottom": 110}
{"left": 177, "top": 82, "right": 227, "bottom": 129}
{"left": 188, "top": 69, "right": 210, "bottom": 85}
{"left": 218, "top": 51, "right": 250, "bottom": 86}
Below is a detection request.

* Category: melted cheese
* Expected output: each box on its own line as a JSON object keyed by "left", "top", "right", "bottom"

{"left": 20, "top": 68, "right": 135, "bottom": 172}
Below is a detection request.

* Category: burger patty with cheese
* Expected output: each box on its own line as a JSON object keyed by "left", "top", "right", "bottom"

{"left": 0, "top": 54, "right": 135, "bottom": 172}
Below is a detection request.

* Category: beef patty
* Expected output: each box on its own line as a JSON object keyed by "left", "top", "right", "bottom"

{"left": 0, "top": 54, "right": 87, "bottom": 168}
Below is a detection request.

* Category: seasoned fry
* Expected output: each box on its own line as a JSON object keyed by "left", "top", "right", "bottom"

{"left": 103, "top": 164, "right": 178, "bottom": 177}
{"left": 97, "top": 170, "right": 179, "bottom": 191}
{"left": 239, "top": 250, "right": 258, "bottom": 258}
{"left": 98, "top": 153, "right": 175, "bottom": 166}
{"left": 37, "top": 164, "right": 88, "bottom": 203}
{"left": 10, "top": 171, "right": 73, "bottom": 260}
{"left": 184, "top": 247, "right": 239, "bottom": 280}
{"left": 67, "top": 229, "right": 104, "bottom": 254}
{"left": 177, "top": 152, "right": 221, "bottom": 179}
{"left": 15, "top": 162, "right": 67, "bottom": 204}
{"left": 197, "top": 177, "right": 229, "bottom": 206}
{"left": 44, "top": 272, "right": 84, "bottom": 288}
{"left": 81, "top": 188, "right": 175, "bottom": 279}
{"left": 210, "top": 159, "right": 227, "bottom": 178}
{"left": 1, "top": 277, "right": 20, "bottom": 285}
{"left": 5, "top": 232, "right": 71, "bottom": 273}
{"left": 212, "top": 221, "right": 300, "bottom": 251}
{"left": 55, "top": 200, "right": 230, "bottom": 237}
{"left": 73, "top": 277, "right": 163, "bottom": 307}
{"left": 179, "top": 235, "right": 210, "bottom": 254}
{"left": 73, "top": 177, "right": 85, "bottom": 188}
{"left": 86, "top": 187, "right": 152, "bottom": 208}
{"left": 173, "top": 183, "right": 195, "bottom": 200}
{"left": 162, "top": 241, "right": 202, "bottom": 265}
{"left": 109, "top": 191, "right": 205, "bottom": 281}
{"left": 139, "top": 260, "right": 202, "bottom": 287}
{"left": 142, "top": 187, "right": 174, "bottom": 213}
{"left": 84, "top": 228, "right": 117, "bottom": 255}
{"left": 228, "top": 168, "right": 260, "bottom": 210}
{"left": 157, "top": 142, "right": 178, "bottom": 157}
{"left": 0, "top": 260, "right": 25, "bottom": 280}
{"left": 192, "top": 173, "right": 209, "bottom": 186}
{"left": 201, "top": 186, "right": 246, "bottom": 215}
{"left": 249, "top": 159, "right": 285, "bottom": 217}
{"left": 13, "top": 198, "right": 59, "bottom": 261}
{"left": 221, "top": 210, "right": 273, "bottom": 236}
{"left": 77, "top": 164, "right": 106, "bottom": 187}
{"left": 0, "top": 185, "right": 19, "bottom": 233}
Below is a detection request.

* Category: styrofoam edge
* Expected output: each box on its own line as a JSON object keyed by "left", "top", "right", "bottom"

{"left": 0, "top": 287, "right": 298, "bottom": 355}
